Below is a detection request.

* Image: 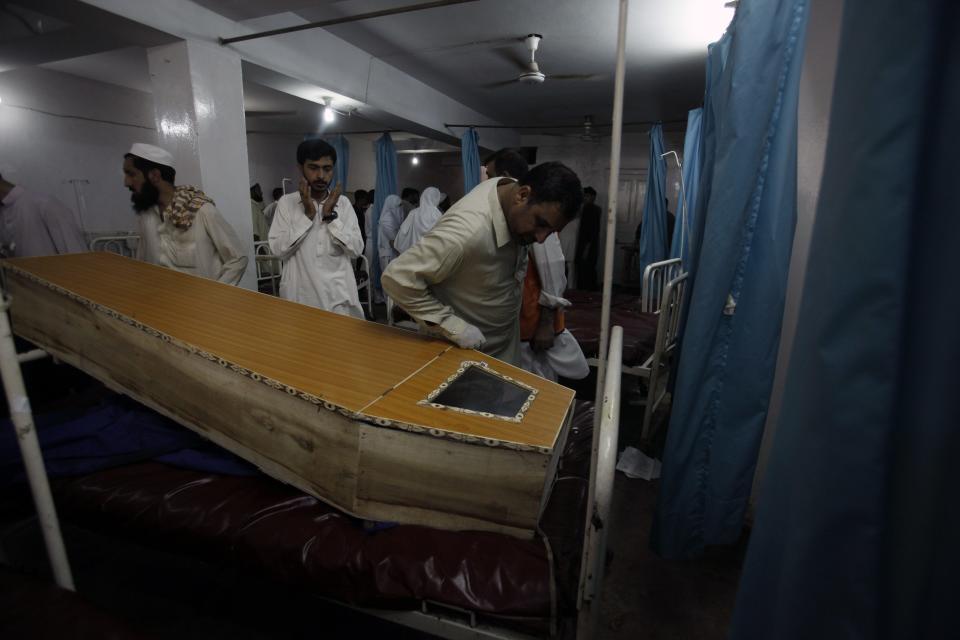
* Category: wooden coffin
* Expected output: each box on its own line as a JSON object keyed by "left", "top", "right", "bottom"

{"left": 2, "top": 253, "right": 574, "bottom": 537}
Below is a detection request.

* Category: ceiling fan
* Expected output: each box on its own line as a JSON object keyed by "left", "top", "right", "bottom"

{"left": 539, "top": 115, "right": 603, "bottom": 142}
{"left": 483, "top": 34, "right": 604, "bottom": 89}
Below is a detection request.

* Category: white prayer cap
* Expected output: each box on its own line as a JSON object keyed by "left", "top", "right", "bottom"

{"left": 128, "top": 143, "right": 175, "bottom": 169}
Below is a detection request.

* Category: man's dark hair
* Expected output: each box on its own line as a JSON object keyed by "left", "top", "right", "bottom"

{"left": 297, "top": 138, "right": 337, "bottom": 165}
{"left": 401, "top": 187, "right": 419, "bottom": 202}
{"left": 520, "top": 162, "right": 583, "bottom": 220}
{"left": 272, "top": 187, "right": 283, "bottom": 200}
{"left": 584, "top": 186, "right": 597, "bottom": 196}
{"left": 124, "top": 153, "right": 175, "bottom": 184}
{"left": 484, "top": 148, "right": 529, "bottom": 180}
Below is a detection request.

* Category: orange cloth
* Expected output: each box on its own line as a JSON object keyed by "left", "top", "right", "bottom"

{"left": 520, "top": 258, "right": 565, "bottom": 341}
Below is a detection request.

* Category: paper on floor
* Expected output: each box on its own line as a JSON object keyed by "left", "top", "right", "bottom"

{"left": 616, "top": 446, "right": 662, "bottom": 480}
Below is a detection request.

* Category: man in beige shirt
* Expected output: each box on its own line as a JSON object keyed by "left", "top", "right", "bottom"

{"left": 381, "top": 162, "right": 583, "bottom": 366}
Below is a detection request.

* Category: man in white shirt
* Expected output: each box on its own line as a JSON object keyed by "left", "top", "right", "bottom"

{"left": 123, "top": 143, "right": 247, "bottom": 285}
{"left": 382, "top": 162, "right": 583, "bottom": 365}
{"left": 268, "top": 139, "right": 365, "bottom": 319}
{"left": 0, "top": 172, "right": 87, "bottom": 257}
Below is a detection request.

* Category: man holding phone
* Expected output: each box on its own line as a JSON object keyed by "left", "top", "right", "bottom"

{"left": 268, "top": 139, "right": 365, "bottom": 319}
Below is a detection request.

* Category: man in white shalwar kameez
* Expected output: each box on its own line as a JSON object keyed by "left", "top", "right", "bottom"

{"left": 393, "top": 186, "right": 445, "bottom": 254}
{"left": 268, "top": 139, "right": 365, "bottom": 319}
{"left": 123, "top": 143, "right": 248, "bottom": 285}
{"left": 519, "top": 233, "right": 589, "bottom": 382}
{"left": 0, "top": 172, "right": 87, "bottom": 258}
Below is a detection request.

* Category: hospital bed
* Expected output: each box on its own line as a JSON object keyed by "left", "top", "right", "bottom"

{"left": 565, "top": 259, "right": 688, "bottom": 439}
{"left": 254, "top": 241, "right": 374, "bottom": 318}
{"left": 88, "top": 233, "right": 140, "bottom": 258}
{"left": 0, "top": 305, "right": 624, "bottom": 639}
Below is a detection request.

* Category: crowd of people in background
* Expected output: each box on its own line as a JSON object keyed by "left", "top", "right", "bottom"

{"left": 0, "top": 138, "right": 608, "bottom": 382}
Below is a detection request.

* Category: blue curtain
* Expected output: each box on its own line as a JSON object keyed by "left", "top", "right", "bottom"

{"left": 730, "top": 1, "right": 959, "bottom": 638}
{"left": 302, "top": 134, "right": 349, "bottom": 191}
{"left": 461, "top": 127, "right": 481, "bottom": 194}
{"left": 670, "top": 108, "right": 703, "bottom": 266}
{"left": 371, "top": 133, "right": 398, "bottom": 294}
{"left": 652, "top": 0, "right": 809, "bottom": 558}
{"left": 638, "top": 124, "right": 668, "bottom": 277}
{"left": 330, "top": 134, "right": 349, "bottom": 192}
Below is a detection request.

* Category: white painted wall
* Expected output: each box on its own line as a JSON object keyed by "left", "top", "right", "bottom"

{"left": 0, "top": 67, "right": 157, "bottom": 235}
{"left": 0, "top": 67, "right": 384, "bottom": 238}
{"left": 397, "top": 153, "right": 464, "bottom": 204}
{"left": 521, "top": 129, "right": 686, "bottom": 283}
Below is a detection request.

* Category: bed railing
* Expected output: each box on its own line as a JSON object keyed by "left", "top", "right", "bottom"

{"left": 576, "top": 325, "right": 623, "bottom": 639}
{"left": 639, "top": 272, "right": 689, "bottom": 439}
{"left": 254, "top": 240, "right": 281, "bottom": 296}
{"left": 641, "top": 257, "right": 683, "bottom": 313}
{"left": 89, "top": 234, "right": 140, "bottom": 258}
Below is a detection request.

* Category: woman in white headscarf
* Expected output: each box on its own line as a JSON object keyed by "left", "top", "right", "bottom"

{"left": 376, "top": 194, "right": 405, "bottom": 273}
{"left": 393, "top": 186, "right": 445, "bottom": 254}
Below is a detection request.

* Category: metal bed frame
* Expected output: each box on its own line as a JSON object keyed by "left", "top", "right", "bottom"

{"left": 321, "top": 327, "right": 625, "bottom": 639}
{"left": 88, "top": 234, "right": 140, "bottom": 258}
{"left": 584, "top": 258, "right": 687, "bottom": 439}
{"left": 0, "top": 262, "right": 624, "bottom": 637}
{"left": 253, "top": 240, "right": 280, "bottom": 296}
{"left": 641, "top": 257, "right": 684, "bottom": 313}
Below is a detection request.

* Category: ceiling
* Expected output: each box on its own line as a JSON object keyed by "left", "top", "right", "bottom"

{"left": 196, "top": 0, "right": 734, "bottom": 127}
{"left": 1, "top": 0, "right": 735, "bottom": 136}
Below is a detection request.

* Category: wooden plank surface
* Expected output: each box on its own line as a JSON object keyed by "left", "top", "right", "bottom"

{"left": 5, "top": 253, "right": 447, "bottom": 413}
{"left": 4, "top": 253, "right": 573, "bottom": 450}
{"left": 362, "top": 350, "right": 574, "bottom": 451}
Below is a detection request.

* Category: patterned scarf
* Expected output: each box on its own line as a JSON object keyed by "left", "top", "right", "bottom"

{"left": 161, "top": 185, "right": 215, "bottom": 230}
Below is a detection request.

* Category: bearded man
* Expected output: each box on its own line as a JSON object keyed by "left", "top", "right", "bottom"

{"left": 122, "top": 143, "right": 247, "bottom": 285}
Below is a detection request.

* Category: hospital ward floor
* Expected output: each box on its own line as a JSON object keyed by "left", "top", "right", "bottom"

{"left": 0, "top": 360, "right": 747, "bottom": 639}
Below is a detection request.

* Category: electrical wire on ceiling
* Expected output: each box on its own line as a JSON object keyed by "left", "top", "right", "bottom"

{"left": 0, "top": 102, "right": 155, "bottom": 131}
{"left": 444, "top": 119, "right": 687, "bottom": 130}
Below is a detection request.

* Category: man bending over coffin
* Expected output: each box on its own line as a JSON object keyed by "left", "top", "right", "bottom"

{"left": 269, "top": 139, "right": 365, "bottom": 319}
{"left": 382, "top": 162, "right": 583, "bottom": 366}
{"left": 482, "top": 149, "right": 589, "bottom": 382}
{"left": 123, "top": 143, "right": 248, "bottom": 285}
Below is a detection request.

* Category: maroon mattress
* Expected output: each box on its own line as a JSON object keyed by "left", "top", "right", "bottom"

{"left": 565, "top": 304, "right": 659, "bottom": 366}
{"left": 41, "top": 401, "right": 595, "bottom": 630}
{"left": 564, "top": 289, "right": 641, "bottom": 310}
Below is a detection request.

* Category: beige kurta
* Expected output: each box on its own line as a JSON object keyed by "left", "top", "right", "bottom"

{"left": 382, "top": 178, "right": 525, "bottom": 365}
{"left": 136, "top": 202, "right": 248, "bottom": 285}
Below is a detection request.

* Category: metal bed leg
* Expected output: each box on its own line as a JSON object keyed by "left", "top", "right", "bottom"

{"left": 577, "top": 326, "right": 623, "bottom": 639}
{"left": 0, "top": 292, "right": 75, "bottom": 591}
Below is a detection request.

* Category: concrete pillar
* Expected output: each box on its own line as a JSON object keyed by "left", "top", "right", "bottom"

{"left": 147, "top": 39, "right": 255, "bottom": 289}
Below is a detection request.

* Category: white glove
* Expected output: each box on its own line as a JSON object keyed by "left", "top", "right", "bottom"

{"left": 448, "top": 323, "right": 486, "bottom": 350}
